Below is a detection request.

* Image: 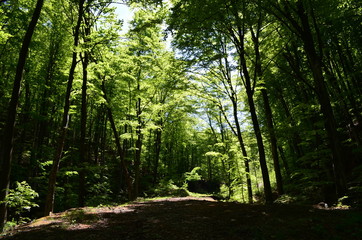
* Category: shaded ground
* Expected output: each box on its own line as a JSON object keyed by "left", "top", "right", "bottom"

{"left": 1, "top": 197, "right": 361, "bottom": 240}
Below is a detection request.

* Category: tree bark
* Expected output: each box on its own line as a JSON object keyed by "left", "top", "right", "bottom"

{"left": 231, "top": 99, "right": 253, "bottom": 203}
{"left": 295, "top": 1, "right": 346, "bottom": 197}
{"left": 101, "top": 80, "right": 134, "bottom": 201}
{"left": 251, "top": 20, "right": 284, "bottom": 196}
{"left": 246, "top": 90, "right": 273, "bottom": 203}
{"left": 78, "top": 5, "right": 91, "bottom": 207}
{"left": 0, "top": 0, "right": 44, "bottom": 230}
{"left": 261, "top": 88, "right": 284, "bottom": 195}
{"left": 153, "top": 118, "right": 162, "bottom": 185}
{"left": 218, "top": 39, "right": 253, "bottom": 203}
{"left": 78, "top": 49, "right": 88, "bottom": 207}
{"left": 44, "top": 0, "right": 85, "bottom": 216}
{"left": 228, "top": 0, "right": 273, "bottom": 203}
{"left": 134, "top": 97, "right": 142, "bottom": 198}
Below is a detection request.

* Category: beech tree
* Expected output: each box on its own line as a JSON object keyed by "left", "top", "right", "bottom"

{"left": 168, "top": 0, "right": 275, "bottom": 203}
{"left": 0, "top": 0, "right": 44, "bottom": 230}
{"left": 44, "top": 0, "right": 85, "bottom": 216}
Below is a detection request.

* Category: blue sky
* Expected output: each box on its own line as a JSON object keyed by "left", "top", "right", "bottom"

{"left": 111, "top": 3, "right": 133, "bottom": 33}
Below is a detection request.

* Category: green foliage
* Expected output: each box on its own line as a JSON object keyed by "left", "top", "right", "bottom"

{"left": 336, "top": 196, "right": 350, "bottom": 209}
{"left": 2, "top": 221, "right": 17, "bottom": 234}
{"left": 151, "top": 179, "right": 189, "bottom": 197}
{"left": 1, "top": 181, "right": 39, "bottom": 223}
{"left": 274, "top": 195, "right": 298, "bottom": 204}
{"left": 86, "top": 173, "right": 114, "bottom": 207}
{"left": 184, "top": 167, "right": 202, "bottom": 181}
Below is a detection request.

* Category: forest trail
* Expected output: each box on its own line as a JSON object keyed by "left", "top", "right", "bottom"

{"left": 1, "top": 197, "right": 361, "bottom": 240}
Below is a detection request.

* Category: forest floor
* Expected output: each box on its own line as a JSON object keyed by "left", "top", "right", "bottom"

{"left": 1, "top": 196, "right": 361, "bottom": 240}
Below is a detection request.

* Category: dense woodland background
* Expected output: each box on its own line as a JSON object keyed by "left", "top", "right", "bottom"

{"left": 0, "top": 0, "right": 361, "bottom": 231}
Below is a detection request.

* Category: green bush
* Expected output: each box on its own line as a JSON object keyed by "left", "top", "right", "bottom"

{"left": 152, "top": 179, "right": 189, "bottom": 197}
{"left": 184, "top": 167, "right": 202, "bottom": 182}
{"left": 1, "top": 181, "right": 39, "bottom": 223}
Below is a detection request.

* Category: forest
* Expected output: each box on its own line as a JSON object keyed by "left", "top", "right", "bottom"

{"left": 0, "top": 0, "right": 361, "bottom": 233}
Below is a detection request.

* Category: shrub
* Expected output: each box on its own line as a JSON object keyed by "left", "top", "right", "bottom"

{"left": 184, "top": 167, "right": 202, "bottom": 182}
{"left": 152, "top": 179, "right": 189, "bottom": 197}
{"left": 1, "top": 181, "right": 39, "bottom": 224}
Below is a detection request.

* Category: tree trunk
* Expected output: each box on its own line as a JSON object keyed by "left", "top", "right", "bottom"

{"left": 239, "top": 42, "right": 273, "bottom": 203}
{"left": 261, "top": 88, "right": 284, "bottom": 195}
{"left": 231, "top": 99, "right": 253, "bottom": 203}
{"left": 32, "top": 31, "right": 61, "bottom": 177}
{"left": 44, "top": 0, "right": 85, "bottom": 216}
{"left": 228, "top": 0, "right": 273, "bottom": 203}
{"left": 218, "top": 40, "right": 254, "bottom": 203}
{"left": 0, "top": 0, "right": 44, "bottom": 230}
{"left": 78, "top": 49, "right": 89, "bottom": 207}
{"left": 78, "top": 7, "right": 91, "bottom": 207}
{"left": 296, "top": 1, "right": 346, "bottom": 197}
{"left": 134, "top": 96, "right": 142, "bottom": 198}
{"left": 153, "top": 117, "right": 162, "bottom": 185}
{"left": 251, "top": 22, "right": 284, "bottom": 196}
{"left": 276, "top": 88, "right": 303, "bottom": 159}
{"left": 278, "top": 146, "right": 291, "bottom": 179}
{"left": 101, "top": 80, "right": 134, "bottom": 201}
{"left": 246, "top": 90, "right": 273, "bottom": 203}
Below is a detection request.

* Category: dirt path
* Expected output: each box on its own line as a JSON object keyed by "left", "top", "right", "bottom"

{"left": 1, "top": 197, "right": 361, "bottom": 240}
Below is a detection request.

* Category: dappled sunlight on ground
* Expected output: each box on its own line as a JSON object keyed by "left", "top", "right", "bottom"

{"left": 1, "top": 197, "right": 361, "bottom": 240}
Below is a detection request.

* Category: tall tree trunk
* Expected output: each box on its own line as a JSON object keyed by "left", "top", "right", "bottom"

{"left": 276, "top": 88, "right": 303, "bottom": 159}
{"left": 251, "top": 21, "right": 284, "bottom": 195}
{"left": 278, "top": 146, "right": 291, "bottom": 178}
{"left": 239, "top": 43, "right": 273, "bottom": 202}
{"left": 228, "top": 0, "right": 273, "bottom": 203}
{"left": 0, "top": 0, "right": 44, "bottom": 230}
{"left": 296, "top": 1, "right": 346, "bottom": 197}
{"left": 246, "top": 89, "right": 273, "bottom": 203}
{"left": 78, "top": 6, "right": 91, "bottom": 207}
{"left": 219, "top": 101, "right": 253, "bottom": 203}
{"left": 101, "top": 80, "right": 134, "bottom": 201}
{"left": 33, "top": 32, "right": 61, "bottom": 177}
{"left": 269, "top": 0, "right": 347, "bottom": 199}
{"left": 78, "top": 49, "right": 89, "bottom": 207}
{"left": 134, "top": 96, "right": 142, "bottom": 198}
{"left": 218, "top": 39, "right": 254, "bottom": 203}
{"left": 44, "top": 0, "right": 85, "bottom": 216}
{"left": 153, "top": 117, "right": 162, "bottom": 185}
{"left": 231, "top": 100, "right": 253, "bottom": 203}
{"left": 261, "top": 88, "right": 284, "bottom": 195}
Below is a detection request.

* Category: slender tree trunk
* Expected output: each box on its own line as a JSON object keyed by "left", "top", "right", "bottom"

{"left": 278, "top": 146, "right": 291, "bottom": 179}
{"left": 228, "top": 0, "right": 273, "bottom": 203}
{"left": 78, "top": 7, "right": 91, "bottom": 207}
{"left": 153, "top": 117, "right": 162, "bottom": 185}
{"left": 246, "top": 89, "right": 273, "bottom": 203}
{"left": 101, "top": 80, "right": 134, "bottom": 201}
{"left": 218, "top": 40, "right": 254, "bottom": 203}
{"left": 261, "top": 88, "right": 284, "bottom": 195}
{"left": 16, "top": 81, "right": 31, "bottom": 164}
{"left": 33, "top": 33, "right": 61, "bottom": 175}
{"left": 0, "top": 0, "right": 44, "bottom": 230}
{"left": 231, "top": 100, "right": 253, "bottom": 203}
{"left": 78, "top": 49, "right": 89, "bottom": 207}
{"left": 134, "top": 97, "right": 142, "bottom": 198}
{"left": 276, "top": 88, "right": 303, "bottom": 159}
{"left": 251, "top": 22, "right": 284, "bottom": 196}
{"left": 239, "top": 39, "right": 273, "bottom": 202}
{"left": 44, "top": 0, "right": 85, "bottom": 216}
